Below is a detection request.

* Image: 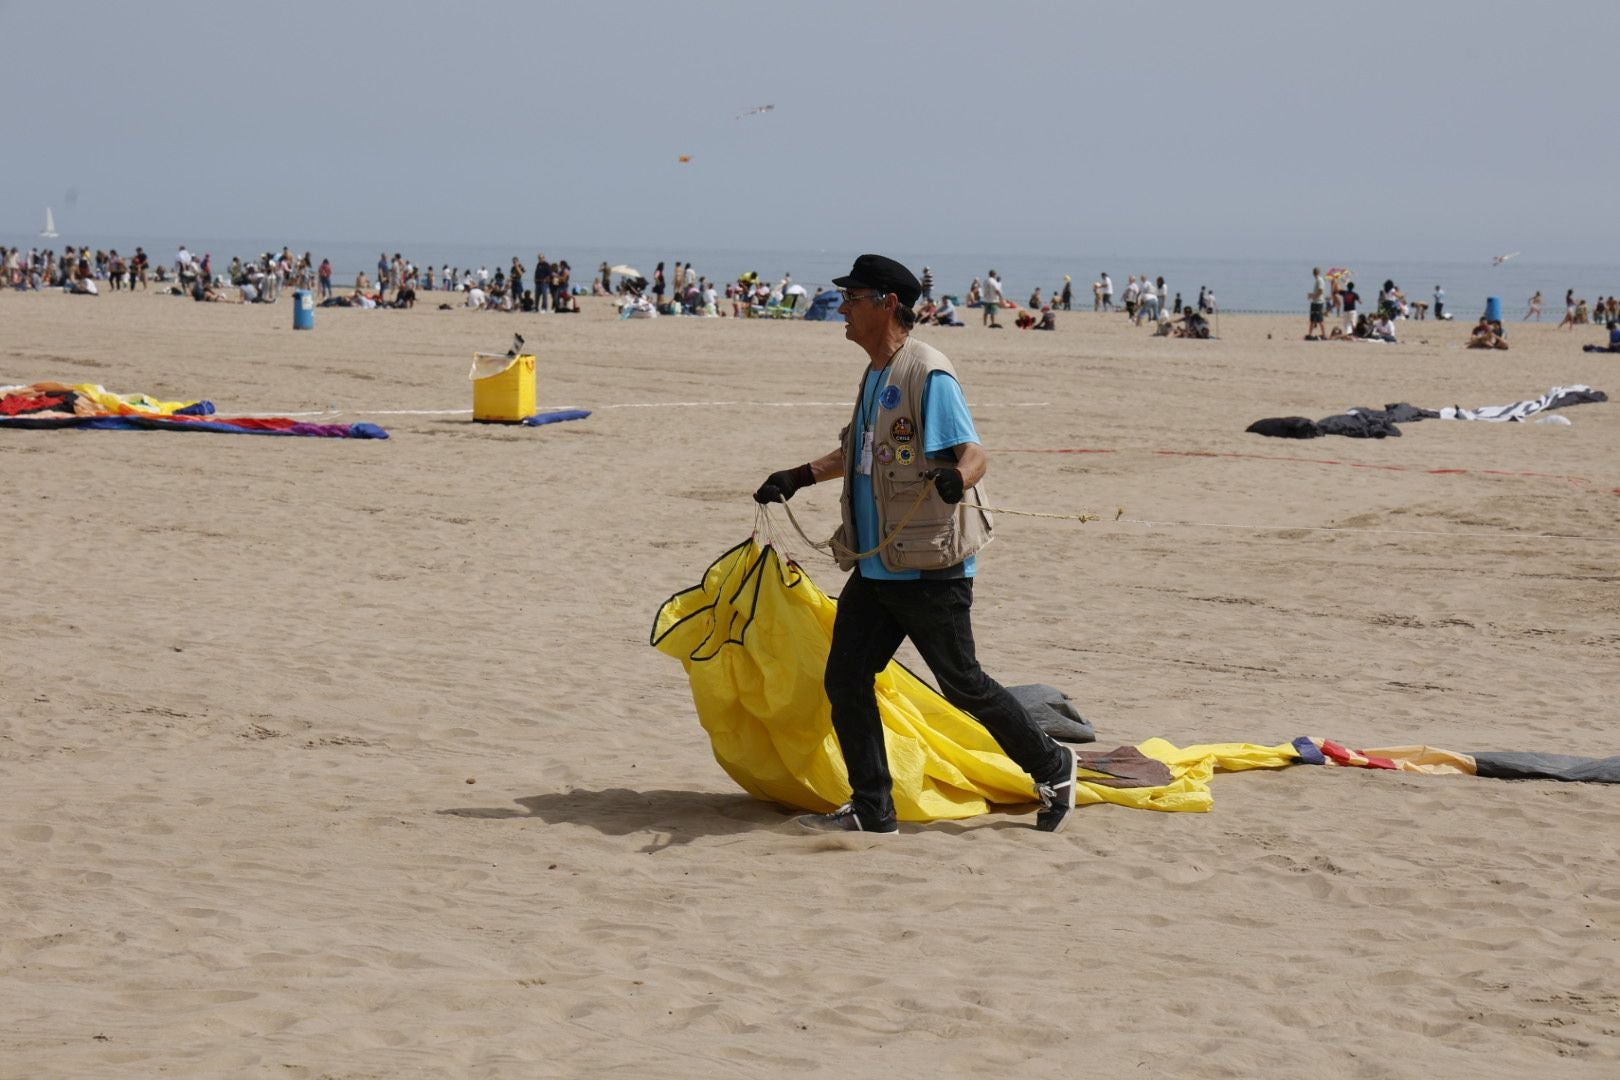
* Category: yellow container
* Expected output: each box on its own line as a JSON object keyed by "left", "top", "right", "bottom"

{"left": 470, "top": 353, "right": 536, "bottom": 422}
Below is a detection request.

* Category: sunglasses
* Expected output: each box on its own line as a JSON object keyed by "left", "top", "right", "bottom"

{"left": 838, "top": 288, "right": 888, "bottom": 305}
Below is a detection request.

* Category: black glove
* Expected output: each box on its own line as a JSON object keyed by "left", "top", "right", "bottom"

{"left": 754, "top": 463, "right": 815, "bottom": 504}
{"left": 925, "top": 466, "right": 965, "bottom": 504}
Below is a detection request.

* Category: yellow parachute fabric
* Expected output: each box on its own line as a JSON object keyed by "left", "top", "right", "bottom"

{"left": 72, "top": 384, "right": 200, "bottom": 415}
{"left": 650, "top": 540, "right": 1301, "bottom": 820}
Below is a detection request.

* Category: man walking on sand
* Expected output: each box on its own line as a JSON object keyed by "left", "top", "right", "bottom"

{"left": 752, "top": 253, "right": 1078, "bottom": 835}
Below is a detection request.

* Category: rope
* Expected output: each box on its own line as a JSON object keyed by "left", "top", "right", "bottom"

{"left": 1108, "top": 518, "right": 1620, "bottom": 544}
{"left": 775, "top": 483, "right": 935, "bottom": 561}
{"left": 765, "top": 495, "right": 1620, "bottom": 559}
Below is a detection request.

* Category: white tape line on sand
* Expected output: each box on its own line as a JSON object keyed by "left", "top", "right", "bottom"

{"left": 598, "top": 400, "right": 1052, "bottom": 410}
{"left": 252, "top": 401, "right": 1052, "bottom": 417}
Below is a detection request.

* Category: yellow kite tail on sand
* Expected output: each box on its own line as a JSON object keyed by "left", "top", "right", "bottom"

{"left": 650, "top": 539, "right": 1301, "bottom": 821}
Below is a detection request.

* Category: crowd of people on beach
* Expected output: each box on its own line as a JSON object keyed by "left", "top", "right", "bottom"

{"left": 8, "top": 242, "right": 1615, "bottom": 350}
{"left": 2, "top": 244, "right": 155, "bottom": 294}
{"left": 948, "top": 269, "right": 1215, "bottom": 338}
{"left": 613, "top": 265, "right": 814, "bottom": 319}
{"left": 1292, "top": 265, "right": 1618, "bottom": 346}
{"left": 1548, "top": 289, "right": 1617, "bottom": 329}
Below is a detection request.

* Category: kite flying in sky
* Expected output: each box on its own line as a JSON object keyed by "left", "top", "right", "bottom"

{"left": 1492, "top": 252, "right": 1520, "bottom": 265}
{"left": 734, "top": 104, "right": 775, "bottom": 120}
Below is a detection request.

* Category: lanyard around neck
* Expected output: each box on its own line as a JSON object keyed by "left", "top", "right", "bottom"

{"left": 859, "top": 368, "right": 887, "bottom": 432}
{"left": 859, "top": 341, "right": 904, "bottom": 431}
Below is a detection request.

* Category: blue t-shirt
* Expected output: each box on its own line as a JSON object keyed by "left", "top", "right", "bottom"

{"left": 852, "top": 367, "right": 980, "bottom": 580}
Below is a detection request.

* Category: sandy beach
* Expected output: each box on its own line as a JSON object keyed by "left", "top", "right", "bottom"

{"left": 3, "top": 289, "right": 1617, "bottom": 1078}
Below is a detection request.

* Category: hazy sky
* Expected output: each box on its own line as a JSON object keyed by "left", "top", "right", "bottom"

{"left": 5, "top": 0, "right": 1618, "bottom": 261}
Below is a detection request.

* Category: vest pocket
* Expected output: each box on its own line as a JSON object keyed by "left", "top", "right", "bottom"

{"left": 888, "top": 519, "right": 958, "bottom": 569}
{"left": 830, "top": 522, "right": 857, "bottom": 572}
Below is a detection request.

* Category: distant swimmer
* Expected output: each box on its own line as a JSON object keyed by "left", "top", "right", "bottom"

{"left": 1492, "top": 252, "right": 1520, "bottom": 266}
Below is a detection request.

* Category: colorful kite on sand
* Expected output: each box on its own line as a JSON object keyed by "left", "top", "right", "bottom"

{"left": 0, "top": 383, "right": 387, "bottom": 438}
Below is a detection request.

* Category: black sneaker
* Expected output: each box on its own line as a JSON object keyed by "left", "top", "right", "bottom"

{"left": 795, "top": 803, "right": 898, "bottom": 835}
{"left": 1035, "top": 745, "right": 1077, "bottom": 833}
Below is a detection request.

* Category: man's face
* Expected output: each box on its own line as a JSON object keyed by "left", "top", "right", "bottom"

{"left": 839, "top": 287, "right": 889, "bottom": 343}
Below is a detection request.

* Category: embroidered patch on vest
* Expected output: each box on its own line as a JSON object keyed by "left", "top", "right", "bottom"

{"left": 895, "top": 445, "right": 916, "bottom": 466}
{"left": 890, "top": 417, "right": 914, "bottom": 443}
{"left": 875, "top": 443, "right": 894, "bottom": 465}
{"left": 878, "top": 385, "right": 901, "bottom": 410}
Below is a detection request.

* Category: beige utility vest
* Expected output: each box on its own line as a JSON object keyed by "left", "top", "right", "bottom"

{"left": 834, "top": 338, "right": 994, "bottom": 573}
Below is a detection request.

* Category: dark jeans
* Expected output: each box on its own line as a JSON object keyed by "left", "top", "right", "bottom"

{"left": 824, "top": 571, "right": 1064, "bottom": 825}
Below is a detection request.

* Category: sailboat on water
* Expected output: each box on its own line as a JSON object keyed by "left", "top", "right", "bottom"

{"left": 40, "top": 208, "right": 59, "bottom": 238}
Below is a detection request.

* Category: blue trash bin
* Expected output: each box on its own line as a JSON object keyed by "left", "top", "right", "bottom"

{"left": 1484, "top": 296, "right": 1501, "bottom": 322}
{"left": 293, "top": 289, "right": 315, "bottom": 330}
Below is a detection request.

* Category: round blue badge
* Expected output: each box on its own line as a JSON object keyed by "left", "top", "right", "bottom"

{"left": 879, "top": 385, "right": 901, "bottom": 410}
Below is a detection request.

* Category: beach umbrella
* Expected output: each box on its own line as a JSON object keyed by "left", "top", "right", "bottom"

{"left": 610, "top": 265, "right": 642, "bottom": 278}
{"left": 784, "top": 284, "right": 807, "bottom": 297}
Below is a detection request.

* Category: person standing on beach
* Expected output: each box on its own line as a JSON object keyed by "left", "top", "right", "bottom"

{"left": 1100, "top": 272, "right": 1113, "bottom": 311}
{"left": 554, "top": 260, "right": 573, "bottom": 310}
{"left": 981, "top": 270, "right": 1003, "bottom": 327}
{"left": 1307, "top": 267, "right": 1327, "bottom": 340}
{"left": 1525, "top": 291, "right": 1542, "bottom": 320}
{"left": 1340, "top": 280, "right": 1360, "bottom": 335}
{"left": 919, "top": 266, "right": 933, "bottom": 301}
{"left": 1061, "top": 276, "right": 1072, "bottom": 310}
{"left": 1558, "top": 289, "right": 1575, "bottom": 329}
{"left": 535, "top": 254, "right": 552, "bottom": 312}
{"left": 752, "top": 253, "right": 1078, "bottom": 835}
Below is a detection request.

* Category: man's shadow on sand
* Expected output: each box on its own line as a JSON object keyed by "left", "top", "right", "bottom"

{"left": 440, "top": 788, "right": 1033, "bottom": 850}
{"left": 439, "top": 788, "right": 785, "bottom": 852}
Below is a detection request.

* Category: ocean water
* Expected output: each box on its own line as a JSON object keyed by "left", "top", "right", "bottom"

{"left": 23, "top": 232, "right": 1620, "bottom": 320}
